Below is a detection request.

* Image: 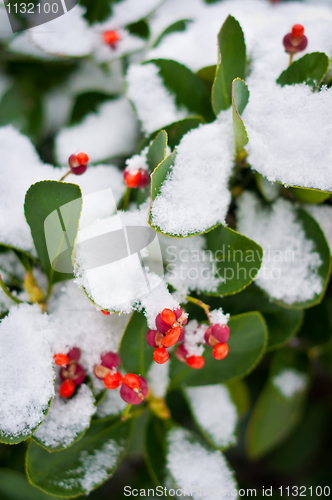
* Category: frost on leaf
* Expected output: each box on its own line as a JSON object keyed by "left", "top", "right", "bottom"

{"left": 150, "top": 116, "right": 234, "bottom": 236}
{"left": 96, "top": 390, "right": 127, "bottom": 419}
{"left": 243, "top": 83, "right": 332, "bottom": 191}
{"left": 126, "top": 63, "right": 188, "bottom": 135}
{"left": 147, "top": 359, "right": 170, "bottom": 398}
{"left": 166, "top": 427, "right": 238, "bottom": 499}
{"left": 34, "top": 384, "right": 96, "bottom": 449}
{"left": 0, "top": 304, "right": 55, "bottom": 441}
{"left": 303, "top": 204, "right": 332, "bottom": 254}
{"left": 237, "top": 192, "right": 324, "bottom": 306}
{"left": 272, "top": 369, "right": 308, "bottom": 399}
{"left": 184, "top": 385, "right": 238, "bottom": 449}
{"left": 55, "top": 98, "right": 139, "bottom": 164}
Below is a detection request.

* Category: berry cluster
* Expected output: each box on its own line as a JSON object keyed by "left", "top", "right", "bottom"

{"left": 54, "top": 347, "right": 86, "bottom": 398}
{"left": 68, "top": 152, "right": 89, "bottom": 176}
{"left": 102, "top": 30, "right": 120, "bottom": 50}
{"left": 123, "top": 167, "right": 149, "bottom": 189}
{"left": 146, "top": 308, "right": 187, "bottom": 364}
{"left": 283, "top": 24, "right": 307, "bottom": 55}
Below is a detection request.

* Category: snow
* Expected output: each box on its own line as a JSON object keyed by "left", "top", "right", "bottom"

{"left": 183, "top": 320, "right": 208, "bottom": 357}
{"left": 303, "top": 204, "right": 332, "bottom": 253}
{"left": 237, "top": 192, "right": 324, "bottom": 305}
{"left": 30, "top": 6, "right": 95, "bottom": 57}
{"left": 150, "top": 116, "right": 234, "bottom": 236}
{"left": 65, "top": 60, "right": 124, "bottom": 96}
{"left": 161, "top": 234, "right": 222, "bottom": 300}
{"left": 34, "top": 384, "right": 96, "bottom": 449}
{"left": 0, "top": 288, "right": 15, "bottom": 312}
{"left": 125, "top": 151, "right": 149, "bottom": 173}
{"left": 243, "top": 83, "right": 332, "bottom": 191}
{"left": 210, "top": 308, "right": 230, "bottom": 326}
{"left": 109, "top": 0, "right": 165, "bottom": 28}
{"left": 96, "top": 389, "right": 127, "bottom": 419}
{"left": 273, "top": 368, "right": 308, "bottom": 399}
{"left": 58, "top": 439, "right": 124, "bottom": 494}
{"left": 147, "top": 359, "right": 170, "bottom": 398}
{"left": 126, "top": 63, "right": 188, "bottom": 135}
{"left": 0, "top": 304, "right": 55, "bottom": 439}
{"left": 55, "top": 98, "right": 139, "bottom": 164}
{"left": 166, "top": 427, "right": 238, "bottom": 499}
{"left": 48, "top": 280, "right": 130, "bottom": 376}
{"left": 185, "top": 385, "right": 237, "bottom": 449}
{"left": 8, "top": 32, "right": 60, "bottom": 59}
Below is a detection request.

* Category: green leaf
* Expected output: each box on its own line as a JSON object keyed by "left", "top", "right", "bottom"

{"left": 205, "top": 225, "right": 263, "bottom": 295}
{"left": 289, "top": 185, "right": 330, "bottom": 204}
{"left": 145, "top": 416, "right": 168, "bottom": 486}
{"left": 70, "top": 92, "right": 114, "bottom": 125}
{"left": 26, "top": 416, "right": 132, "bottom": 498}
{"left": 126, "top": 19, "right": 150, "bottom": 40}
{"left": 0, "top": 243, "right": 36, "bottom": 272}
{"left": 150, "top": 150, "right": 176, "bottom": 202}
{"left": 246, "top": 352, "right": 309, "bottom": 459}
{"left": 255, "top": 173, "right": 281, "bottom": 202}
{"left": 232, "top": 78, "right": 249, "bottom": 155}
{"left": 171, "top": 312, "right": 268, "bottom": 387}
{"left": 226, "top": 378, "right": 250, "bottom": 417}
{"left": 162, "top": 117, "right": 203, "bottom": 148}
{"left": 297, "top": 300, "right": 332, "bottom": 347}
{"left": 119, "top": 311, "right": 153, "bottom": 376}
{"left": 147, "top": 130, "right": 168, "bottom": 171}
{"left": 153, "top": 20, "right": 191, "bottom": 48}
{"left": 0, "top": 468, "right": 63, "bottom": 500}
{"left": 24, "top": 181, "right": 82, "bottom": 286}
{"left": 277, "top": 52, "right": 330, "bottom": 90}
{"left": 147, "top": 59, "right": 215, "bottom": 122}
{"left": 212, "top": 15, "right": 246, "bottom": 115}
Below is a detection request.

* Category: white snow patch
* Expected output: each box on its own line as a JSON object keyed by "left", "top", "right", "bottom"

{"left": 147, "top": 360, "right": 170, "bottom": 398}
{"left": 34, "top": 384, "right": 96, "bottom": 449}
{"left": 237, "top": 192, "right": 324, "bottom": 305}
{"left": 273, "top": 369, "right": 308, "bottom": 399}
{"left": 303, "top": 204, "right": 332, "bottom": 253}
{"left": 183, "top": 320, "right": 208, "bottom": 357}
{"left": 185, "top": 385, "right": 238, "bottom": 448}
{"left": 0, "top": 304, "right": 55, "bottom": 439}
{"left": 96, "top": 389, "right": 127, "bottom": 418}
{"left": 166, "top": 427, "right": 238, "bottom": 499}
{"left": 110, "top": 0, "right": 165, "bottom": 28}
{"left": 126, "top": 63, "right": 188, "bottom": 135}
{"left": 150, "top": 116, "right": 234, "bottom": 236}
{"left": 210, "top": 308, "right": 230, "bottom": 326}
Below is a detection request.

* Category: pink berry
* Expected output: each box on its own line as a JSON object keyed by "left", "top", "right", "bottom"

{"left": 205, "top": 324, "right": 230, "bottom": 346}
{"left": 72, "top": 363, "right": 86, "bottom": 385}
{"left": 178, "top": 327, "right": 185, "bottom": 343}
{"left": 137, "top": 169, "right": 149, "bottom": 189}
{"left": 174, "top": 307, "right": 183, "bottom": 320}
{"left": 68, "top": 153, "right": 88, "bottom": 176}
{"left": 120, "top": 375, "right": 148, "bottom": 405}
{"left": 155, "top": 313, "right": 171, "bottom": 334}
{"left": 175, "top": 343, "right": 188, "bottom": 363}
{"left": 101, "top": 352, "right": 121, "bottom": 370}
{"left": 146, "top": 329, "right": 158, "bottom": 348}
{"left": 68, "top": 347, "right": 81, "bottom": 362}
{"left": 60, "top": 362, "right": 85, "bottom": 386}
{"left": 283, "top": 33, "right": 308, "bottom": 54}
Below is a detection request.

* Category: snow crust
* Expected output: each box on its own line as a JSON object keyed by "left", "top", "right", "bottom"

{"left": 273, "top": 369, "right": 308, "bottom": 399}
{"left": 183, "top": 320, "right": 208, "bottom": 357}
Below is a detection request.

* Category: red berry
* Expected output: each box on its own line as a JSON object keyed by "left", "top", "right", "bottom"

{"left": 161, "top": 308, "right": 176, "bottom": 326}
{"left": 101, "top": 310, "right": 111, "bottom": 315}
{"left": 213, "top": 343, "right": 229, "bottom": 360}
{"left": 60, "top": 362, "right": 85, "bottom": 385}
{"left": 103, "top": 30, "right": 120, "bottom": 47}
{"left": 186, "top": 355, "right": 205, "bottom": 369}
{"left": 146, "top": 329, "right": 158, "bottom": 348}
{"left": 104, "top": 370, "right": 123, "bottom": 389}
{"left": 123, "top": 169, "right": 141, "bottom": 188}
{"left": 291, "top": 24, "right": 305, "bottom": 38}
{"left": 155, "top": 313, "right": 171, "bottom": 334}
{"left": 120, "top": 375, "right": 148, "bottom": 405}
{"left": 175, "top": 343, "right": 188, "bottom": 363}
{"left": 162, "top": 326, "right": 181, "bottom": 348}
{"left": 123, "top": 373, "right": 140, "bottom": 390}
{"left": 68, "top": 154, "right": 79, "bottom": 168}
{"left": 76, "top": 152, "right": 89, "bottom": 165}
{"left": 67, "top": 347, "right": 81, "bottom": 362}
{"left": 153, "top": 347, "right": 169, "bottom": 364}
{"left": 101, "top": 352, "right": 121, "bottom": 370}
{"left": 137, "top": 169, "right": 149, "bottom": 189}
{"left": 54, "top": 353, "right": 69, "bottom": 367}
{"left": 59, "top": 379, "right": 75, "bottom": 398}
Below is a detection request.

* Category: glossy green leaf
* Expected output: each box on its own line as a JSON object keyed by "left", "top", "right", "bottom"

{"left": 147, "top": 130, "right": 168, "bottom": 171}
{"left": 290, "top": 185, "right": 330, "bottom": 204}
{"left": 226, "top": 378, "right": 250, "bottom": 417}
{"left": 0, "top": 468, "right": 63, "bottom": 500}
{"left": 145, "top": 416, "right": 168, "bottom": 486}
{"left": 232, "top": 78, "right": 249, "bottom": 155}
{"left": 26, "top": 416, "right": 132, "bottom": 498}
{"left": 148, "top": 59, "right": 214, "bottom": 122}
{"left": 119, "top": 311, "right": 153, "bottom": 376}
{"left": 171, "top": 312, "right": 267, "bottom": 387}
{"left": 163, "top": 116, "right": 203, "bottom": 148}
{"left": 246, "top": 352, "right": 309, "bottom": 459}
{"left": 205, "top": 225, "right": 263, "bottom": 295}
{"left": 150, "top": 150, "right": 176, "bottom": 202}
{"left": 212, "top": 15, "right": 246, "bottom": 115}
{"left": 24, "top": 181, "right": 82, "bottom": 285}
{"left": 153, "top": 20, "right": 191, "bottom": 48}
{"left": 277, "top": 52, "right": 330, "bottom": 90}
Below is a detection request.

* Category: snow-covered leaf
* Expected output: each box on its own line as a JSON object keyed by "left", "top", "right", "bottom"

{"left": 212, "top": 16, "right": 246, "bottom": 115}
{"left": 147, "top": 130, "right": 168, "bottom": 172}
{"left": 0, "top": 304, "right": 55, "bottom": 444}
{"left": 237, "top": 192, "right": 331, "bottom": 308}
{"left": 166, "top": 427, "right": 238, "bottom": 499}
{"left": 303, "top": 204, "right": 332, "bottom": 254}
{"left": 184, "top": 384, "right": 238, "bottom": 450}
{"left": 277, "top": 52, "right": 329, "bottom": 90}
{"left": 27, "top": 416, "right": 132, "bottom": 497}
{"left": 95, "top": 389, "right": 127, "bottom": 419}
